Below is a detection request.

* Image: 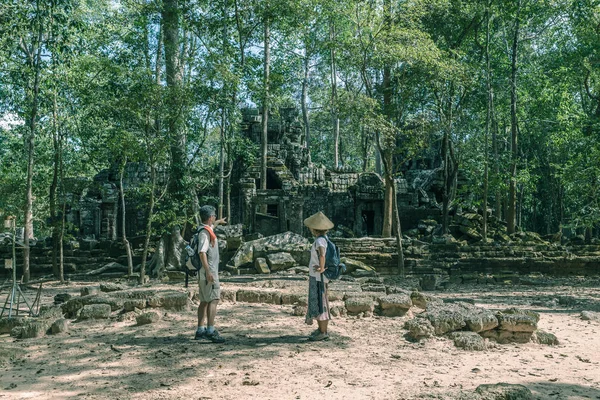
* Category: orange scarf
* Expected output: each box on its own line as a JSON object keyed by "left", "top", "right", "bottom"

{"left": 203, "top": 225, "right": 217, "bottom": 247}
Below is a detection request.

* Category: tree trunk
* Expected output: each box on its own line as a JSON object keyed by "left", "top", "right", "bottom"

{"left": 140, "top": 162, "right": 157, "bottom": 285}
{"left": 50, "top": 91, "right": 60, "bottom": 279}
{"left": 23, "top": 16, "right": 44, "bottom": 283}
{"left": 507, "top": 0, "right": 521, "bottom": 234}
{"left": 119, "top": 159, "right": 134, "bottom": 276}
{"left": 482, "top": 2, "right": 492, "bottom": 241}
{"left": 218, "top": 111, "right": 226, "bottom": 219}
{"left": 162, "top": 0, "right": 185, "bottom": 201}
{"left": 330, "top": 21, "right": 340, "bottom": 168}
{"left": 301, "top": 42, "right": 311, "bottom": 149}
{"left": 261, "top": 7, "right": 270, "bottom": 191}
{"left": 392, "top": 179, "right": 405, "bottom": 276}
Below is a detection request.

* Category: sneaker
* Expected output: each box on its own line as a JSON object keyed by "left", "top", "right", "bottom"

{"left": 194, "top": 330, "right": 207, "bottom": 340}
{"left": 308, "top": 331, "right": 329, "bottom": 341}
{"left": 206, "top": 329, "right": 225, "bottom": 343}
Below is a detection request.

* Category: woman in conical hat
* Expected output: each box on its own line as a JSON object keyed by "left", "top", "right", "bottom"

{"left": 303, "top": 211, "right": 334, "bottom": 341}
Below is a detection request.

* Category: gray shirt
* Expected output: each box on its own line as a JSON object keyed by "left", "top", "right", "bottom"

{"left": 198, "top": 227, "right": 220, "bottom": 279}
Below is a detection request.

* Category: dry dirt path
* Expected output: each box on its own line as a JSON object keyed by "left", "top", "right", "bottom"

{"left": 1, "top": 281, "right": 600, "bottom": 400}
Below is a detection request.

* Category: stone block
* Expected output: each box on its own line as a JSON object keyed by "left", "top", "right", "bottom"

{"left": 254, "top": 257, "right": 270, "bottom": 274}
{"left": 80, "top": 286, "right": 100, "bottom": 296}
{"left": 475, "top": 383, "right": 533, "bottom": 400}
{"left": 404, "top": 318, "right": 435, "bottom": 339}
{"left": 236, "top": 289, "right": 282, "bottom": 304}
{"left": 123, "top": 299, "right": 147, "bottom": 312}
{"left": 13, "top": 319, "right": 51, "bottom": 339}
{"left": 281, "top": 293, "right": 308, "bottom": 306}
{"left": 0, "top": 317, "right": 25, "bottom": 334}
{"left": 220, "top": 288, "right": 237, "bottom": 302}
{"left": 266, "top": 252, "right": 296, "bottom": 272}
{"left": 78, "top": 304, "right": 112, "bottom": 320}
{"left": 422, "top": 304, "right": 467, "bottom": 335}
{"left": 448, "top": 331, "right": 486, "bottom": 351}
{"left": 532, "top": 330, "right": 559, "bottom": 345}
{"left": 378, "top": 294, "right": 412, "bottom": 317}
{"left": 62, "top": 295, "right": 124, "bottom": 318}
{"left": 410, "top": 291, "right": 442, "bottom": 309}
{"left": 496, "top": 308, "right": 539, "bottom": 332}
{"left": 50, "top": 319, "right": 69, "bottom": 334}
{"left": 136, "top": 311, "right": 161, "bottom": 325}
{"left": 344, "top": 296, "right": 374, "bottom": 314}
{"left": 100, "top": 282, "right": 127, "bottom": 292}
{"left": 464, "top": 308, "right": 499, "bottom": 333}
{"left": 480, "top": 329, "right": 533, "bottom": 344}
{"left": 53, "top": 293, "right": 72, "bottom": 304}
{"left": 148, "top": 292, "right": 189, "bottom": 311}
{"left": 581, "top": 311, "right": 600, "bottom": 322}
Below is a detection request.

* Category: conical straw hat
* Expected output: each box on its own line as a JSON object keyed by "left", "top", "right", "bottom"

{"left": 303, "top": 211, "right": 334, "bottom": 230}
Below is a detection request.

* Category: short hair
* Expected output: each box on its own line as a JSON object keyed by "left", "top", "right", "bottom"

{"left": 199, "top": 205, "right": 216, "bottom": 222}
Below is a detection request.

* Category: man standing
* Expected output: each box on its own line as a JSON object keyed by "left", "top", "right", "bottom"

{"left": 194, "top": 205, "right": 226, "bottom": 343}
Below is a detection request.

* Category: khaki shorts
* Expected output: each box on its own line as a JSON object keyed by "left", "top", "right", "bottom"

{"left": 198, "top": 275, "right": 221, "bottom": 302}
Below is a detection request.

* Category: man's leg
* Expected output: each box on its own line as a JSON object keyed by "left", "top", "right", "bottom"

{"left": 198, "top": 301, "right": 208, "bottom": 326}
{"left": 206, "top": 299, "right": 219, "bottom": 328}
{"left": 195, "top": 302, "right": 208, "bottom": 339}
{"left": 206, "top": 300, "right": 225, "bottom": 343}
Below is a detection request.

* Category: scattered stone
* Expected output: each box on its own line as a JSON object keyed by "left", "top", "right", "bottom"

{"left": 580, "top": 311, "right": 600, "bottom": 322}
{"left": 136, "top": 310, "right": 161, "bottom": 325}
{"left": 474, "top": 383, "right": 533, "bottom": 400}
{"left": 448, "top": 331, "right": 486, "bottom": 351}
{"left": 78, "top": 304, "right": 112, "bottom": 320}
{"left": 38, "top": 305, "right": 65, "bottom": 320}
{"left": 80, "top": 286, "right": 100, "bottom": 296}
{"left": 117, "top": 310, "right": 141, "bottom": 322}
{"left": 464, "top": 307, "right": 498, "bottom": 333}
{"left": 237, "top": 289, "right": 282, "bottom": 305}
{"left": 496, "top": 308, "right": 539, "bottom": 333}
{"left": 344, "top": 296, "right": 374, "bottom": 315}
{"left": 410, "top": 291, "right": 443, "bottom": 309}
{"left": 404, "top": 318, "right": 435, "bottom": 339}
{"left": 281, "top": 293, "right": 308, "bottom": 306}
{"left": 62, "top": 295, "right": 124, "bottom": 318}
{"left": 533, "top": 330, "right": 559, "bottom": 345}
{"left": 422, "top": 303, "right": 468, "bottom": 335}
{"left": 378, "top": 294, "right": 412, "bottom": 317}
{"left": 100, "top": 282, "right": 127, "bottom": 292}
{"left": 266, "top": 252, "right": 296, "bottom": 272}
{"left": 0, "top": 317, "right": 25, "bottom": 334}
{"left": 254, "top": 258, "right": 270, "bottom": 274}
{"left": 50, "top": 319, "right": 69, "bottom": 334}
{"left": 341, "top": 257, "right": 375, "bottom": 274}
{"left": 352, "top": 269, "right": 377, "bottom": 278}
{"left": 147, "top": 292, "right": 189, "bottom": 311}
{"left": 12, "top": 319, "right": 50, "bottom": 339}
{"left": 480, "top": 329, "right": 533, "bottom": 344}
{"left": 220, "top": 288, "right": 237, "bottom": 302}
{"left": 53, "top": 293, "right": 72, "bottom": 304}
{"left": 123, "top": 299, "right": 147, "bottom": 312}
{"left": 292, "top": 305, "right": 307, "bottom": 316}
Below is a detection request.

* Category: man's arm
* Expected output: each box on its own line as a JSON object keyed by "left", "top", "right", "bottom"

{"left": 199, "top": 252, "right": 214, "bottom": 282}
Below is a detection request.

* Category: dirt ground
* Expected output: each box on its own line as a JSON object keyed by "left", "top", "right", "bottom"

{"left": 1, "top": 277, "right": 600, "bottom": 400}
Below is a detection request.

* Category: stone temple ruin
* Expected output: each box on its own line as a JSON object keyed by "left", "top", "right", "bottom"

{"left": 230, "top": 107, "right": 447, "bottom": 238}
